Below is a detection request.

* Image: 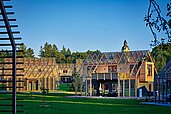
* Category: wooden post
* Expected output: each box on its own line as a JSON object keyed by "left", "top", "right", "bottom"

{"left": 90, "top": 77, "right": 92, "bottom": 96}
{"left": 118, "top": 73, "right": 120, "bottom": 97}
{"left": 104, "top": 73, "right": 105, "bottom": 80}
{"left": 80, "top": 76, "right": 82, "bottom": 96}
{"left": 38, "top": 78, "right": 40, "bottom": 91}
{"left": 123, "top": 76, "right": 125, "bottom": 97}
{"left": 110, "top": 72, "right": 112, "bottom": 80}
{"left": 53, "top": 77, "right": 55, "bottom": 90}
{"left": 27, "top": 79, "right": 29, "bottom": 91}
{"left": 44, "top": 78, "right": 47, "bottom": 89}
{"left": 48, "top": 77, "right": 51, "bottom": 90}
{"left": 129, "top": 74, "right": 131, "bottom": 97}
{"left": 135, "top": 77, "right": 137, "bottom": 97}
{"left": 103, "top": 73, "right": 105, "bottom": 95}
{"left": 85, "top": 77, "right": 88, "bottom": 96}
{"left": 31, "top": 81, "right": 34, "bottom": 91}
{"left": 20, "top": 78, "right": 23, "bottom": 91}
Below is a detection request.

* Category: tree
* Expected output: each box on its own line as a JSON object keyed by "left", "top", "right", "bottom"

{"left": 17, "top": 44, "right": 35, "bottom": 57}
{"left": 17, "top": 44, "right": 27, "bottom": 57}
{"left": 26, "top": 48, "right": 34, "bottom": 57}
{"left": 154, "top": 53, "right": 167, "bottom": 71}
{"left": 65, "top": 48, "right": 72, "bottom": 63}
{"left": 151, "top": 43, "right": 171, "bottom": 71}
{"left": 61, "top": 45, "right": 66, "bottom": 56}
{"left": 51, "top": 44, "right": 59, "bottom": 57}
{"left": 0, "top": 49, "right": 7, "bottom": 62}
{"left": 38, "top": 42, "right": 101, "bottom": 64}
{"left": 39, "top": 46, "right": 44, "bottom": 57}
{"left": 56, "top": 53, "right": 66, "bottom": 63}
{"left": 66, "top": 48, "right": 71, "bottom": 58}
{"left": 86, "top": 50, "right": 101, "bottom": 55}
{"left": 70, "top": 65, "right": 80, "bottom": 95}
{"left": 43, "top": 42, "right": 52, "bottom": 58}
{"left": 144, "top": 0, "right": 171, "bottom": 47}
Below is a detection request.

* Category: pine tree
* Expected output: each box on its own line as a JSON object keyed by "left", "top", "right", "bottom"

{"left": 51, "top": 44, "right": 59, "bottom": 57}
{"left": 39, "top": 46, "right": 44, "bottom": 57}
{"left": 26, "top": 48, "right": 34, "bottom": 57}
{"left": 43, "top": 42, "right": 52, "bottom": 58}
{"left": 61, "top": 45, "right": 66, "bottom": 56}
{"left": 17, "top": 44, "right": 27, "bottom": 57}
{"left": 17, "top": 44, "right": 35, "bottom": 58}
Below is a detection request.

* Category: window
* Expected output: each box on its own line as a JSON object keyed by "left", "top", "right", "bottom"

{"left": 63, "top": 70, "right": 67, "bottom": 73}
{"left": 108, "top": 65, "right": 117, "bottom": 72}
{"left": 108, "top": 66, "right": 112, "bottom": 72}
{"left": 147, "top": 64, "right": 152, "bottom": 76}
{"left": 114, "top": 66, "right": 117, "bottom": 72}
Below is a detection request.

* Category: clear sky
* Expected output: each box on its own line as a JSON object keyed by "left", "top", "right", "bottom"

{"left": 11, "top": 0, "right": 168, "bottom": 56}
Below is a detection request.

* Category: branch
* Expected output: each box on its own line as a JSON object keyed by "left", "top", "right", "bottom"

{"left": 144, "top": 0, "right": 171, "bottom": 47}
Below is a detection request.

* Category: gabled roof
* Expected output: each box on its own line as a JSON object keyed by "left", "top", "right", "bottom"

{"left": 79, "top": 50, "right": 155, "bottom": 76}
{"left": 84, "top": 50, "right": 153, "bottom": 64}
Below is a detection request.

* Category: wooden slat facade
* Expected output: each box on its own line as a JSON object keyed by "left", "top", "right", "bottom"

{"left": 0, "top": 58, "right": 82, "bottom": 91}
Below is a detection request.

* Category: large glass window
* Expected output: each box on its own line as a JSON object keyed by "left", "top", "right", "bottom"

{"left": 108, "top": 65, "right": 117, "bottom": 72}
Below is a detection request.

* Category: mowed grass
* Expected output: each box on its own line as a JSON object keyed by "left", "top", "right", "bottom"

{"left": 0, "top": 92, "right": 171, "bottom": 114}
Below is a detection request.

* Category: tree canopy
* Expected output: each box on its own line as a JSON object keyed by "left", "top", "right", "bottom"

{"left": 151, "top": 43, "right": 171, "bottom": 71}
{"left": 17, "top": 44, "right": 34, "bottom": 57}
{"left": 39, "top": 42, "right": 100, "bottom": 64}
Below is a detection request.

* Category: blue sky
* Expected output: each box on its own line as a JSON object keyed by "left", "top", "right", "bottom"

{"left": 11, "top": 0, "right": 168, "bottom": 56}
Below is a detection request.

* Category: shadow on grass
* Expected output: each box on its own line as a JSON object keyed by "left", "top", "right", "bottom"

{"left": 1, "top": 92, "right": 171, "bottom": 114}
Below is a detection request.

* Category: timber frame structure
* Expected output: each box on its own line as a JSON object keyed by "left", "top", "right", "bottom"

{"left": 2, "top": 58, "right": 59, "bottom": 91}
{"left": 23, "top": 58, "right": 82, "bottom": 91}
{"left": 78, "top": 50, "right": 156, "bottom": 97}
{"left": 1, "top": 57, "right": 83, "bottom": 92}
{"left": 23, "top": 58, "right": 59, "bottom": 91}
{"left": 154, "top": 60, "right": 171, "bottom": 103}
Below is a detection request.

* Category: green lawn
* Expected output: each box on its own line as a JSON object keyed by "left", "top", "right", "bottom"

{"left": 59, "top": 83, "right": 71, "bottom": 91}
{"left": 0, "top": 92, "right": 171, "bottom": 114}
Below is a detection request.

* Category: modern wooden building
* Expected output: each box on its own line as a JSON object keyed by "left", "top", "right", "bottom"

{"left": 0, "top": 58, "right": 82, "bottom": 91}
{"left": 23, "top": 58, "right": 59, "bottom": 91}
{"left": 1, "top": 40, "right": 156, "bottom": 97}
{"left": 79, "top": 40, "right": 156, "bottom": 97}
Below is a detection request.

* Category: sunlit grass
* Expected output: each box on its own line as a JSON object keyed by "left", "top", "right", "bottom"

{"left": 0, "top": 92, "right": 171, "bottom": 114}
{"left": 23, "top": 99, "right": 130, "bottom": 106}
